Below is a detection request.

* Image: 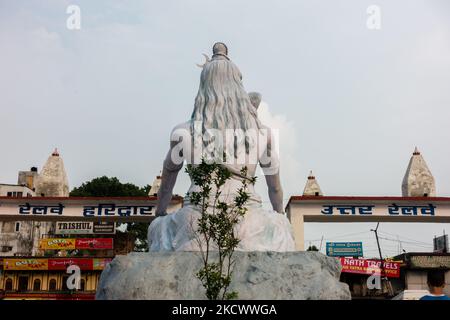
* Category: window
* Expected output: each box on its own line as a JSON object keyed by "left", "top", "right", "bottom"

{"left": 15, "top": 222, "right": 20, "bottom": 232}
{"left": 17, "top": 192, "right": 23, "bottom": 197}
{"left": 33, "top": 279, "right": 41, "bottom": 291}
{"left": 7, "top": 192, "right": 12, "bottom": 197}
{"left": 18, "top": 276, "right": 29, "bottom": 292}
{"left": 5, "top": 279, "right": 13, "bottom": 291}
{"left": 49, "top": 279, "right": 57, "bottom": 291}
{"left": 1, "top": 246, "right": 13, "bottom": 252}
{"left": 80, "top": 279, "right": 86, "bottom": 291}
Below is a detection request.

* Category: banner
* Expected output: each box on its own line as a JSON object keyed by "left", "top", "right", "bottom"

{"left": 48, "top": 258, "right": 93, "bottom": 270}
{"left": 4, "top": 259, "right": 48, "bottom": 271}
{"left": 39, "top": 238, "right": 113, "bottom": 250}
{"left": 39, "top": 238, "right": 76, "bottom": 250}
{"left": 339, "top": 258, "right": 401, "bottom": 278}
{"left": 4, "top": 258, "right": 111, "bottom": 271}
{"left": 75, "top": 238, "right": 114, "bottom": 250}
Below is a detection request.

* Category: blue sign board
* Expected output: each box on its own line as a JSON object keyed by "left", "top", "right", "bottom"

{"left": 326, "top": 242, "right": 363, "bottom": 257}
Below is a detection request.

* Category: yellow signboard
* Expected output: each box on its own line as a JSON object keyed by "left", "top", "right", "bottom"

{"left": 39, "top": 238, "right": 76, "bottom": 250}
{"left": 4, "top": 259, "right": 48, "bottom": 270}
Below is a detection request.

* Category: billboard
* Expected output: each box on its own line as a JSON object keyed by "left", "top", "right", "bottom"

{"left": 4, "top": 258, "right": 111, "bottom": 271}
{"left": 4, "top": 259, "right": 48, "bottom": 271}
{"left": 39, "top": 238, "right": 113, "bottom": 250}
{"left": 39, "top": 238, "right": 76, "bottom": 250}
{"left": 75, "top": 238, "right": 114, "bottom": 250}
{"left": 339, "top": 258, "right": 401, "bottom": 278}
{"left": 55, "top": 221, "right": 116, "bottom": 235}
{"left": 326, "top": 242, "right": 363, "bottom": 257}
{"left": 48, "top": 258, "right": 94, "bottom": 270}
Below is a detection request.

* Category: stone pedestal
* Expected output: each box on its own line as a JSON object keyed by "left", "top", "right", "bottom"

{"left": 96, "top": 251, "right": 350, "bottom": 300}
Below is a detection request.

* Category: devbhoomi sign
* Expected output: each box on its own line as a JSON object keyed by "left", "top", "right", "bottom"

{"left": 0, "top": 196, "right": 183, "bottom": 222}
{"left": 286, "top": 196, "right": 450, "bottom": 251}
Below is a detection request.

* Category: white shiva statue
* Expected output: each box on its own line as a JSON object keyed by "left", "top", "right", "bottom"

{"left": 148, "top": 43, "right": 295, "bottom": 252}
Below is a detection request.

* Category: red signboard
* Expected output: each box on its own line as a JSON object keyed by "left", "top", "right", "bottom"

{"left": 339, "top": 258, "right": 401, "bottom": 278}
{"left": 48, "top": 258, "right": 94, "bottom": 271}
{"left": 3, "top": 258, "right": 110, "bottom": 271}
{"left": 75, "top": 238, "right": 113, "bottom": 250}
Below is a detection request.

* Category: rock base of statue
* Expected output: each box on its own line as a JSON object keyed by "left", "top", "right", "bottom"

{"left": 96, "top": 251, "right": 350, "bottom": 300}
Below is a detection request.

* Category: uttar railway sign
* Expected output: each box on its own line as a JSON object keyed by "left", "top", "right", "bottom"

{"left": 0, "top": 196, "right": 183, "bottom": 222}
{"left": 286, "top": 196, "right": 450, "bottom": 251}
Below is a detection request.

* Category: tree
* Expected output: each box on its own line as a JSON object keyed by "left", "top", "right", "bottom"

{"left": 307, "top": 245, "right": 319, "bottom": 252}
{"left": 70, "top": 176, "right": 151, "bottom": 251}
{"left": 186, "top": 160, "right": 255, "bottom": 300}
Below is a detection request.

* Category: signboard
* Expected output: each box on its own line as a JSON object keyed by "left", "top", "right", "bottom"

{"left": 0, "top": 201, "right": 155, "bottom": 219}
{"left": 326, "top": 242, "right": 363, "bottom": 257}
{"left": 75, "top": 238, "right": 114, "bottom": 250}
{"left": 433, "top": 235, "right": 448, "bottom": 253}
{"left": 93, "top": 221, "right": 116, "bottom": 234}
{"left": 286, "top": 196, "right": 450, "bottom": 251}
{"left": 55, "top": 221, "right": 116, "bottom": 235}
{"left": 339, "top": 258, "right": 401, "bottom": 278}
{"left": 409, "top": 255, "right": 450, "bottom": 269}
{"left": 48, "top": 258, "right": 93, "bottom": 270}
{"left": 39, "top": 238, "right": 113, "bottom": 250}
{"left": 39, "top": 238, "right": 76, "bottom": 250}
{"left": 4, "top": 259, "right": 49, "bottom": 271}
{"left": 55, "top": 222, "right": 93, "bottom": 235}
{"left": 4, "top": 258, "right": 111, "bottom": 271}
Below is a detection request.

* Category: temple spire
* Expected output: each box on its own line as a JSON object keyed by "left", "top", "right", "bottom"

{"left": 148, "top": 173, "right": 162, "bottom": 196}
{"left": 35, "top": 149, "right": 69, "bottom": 197}
{"left": 302, "top": 170, "right": 323, "bottom": 196}
{"left": 402, "top": 147, "right": 436, "bottom": 197}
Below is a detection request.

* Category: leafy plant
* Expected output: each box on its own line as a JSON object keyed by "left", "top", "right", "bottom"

{"left": 186, "top": 160, "right": 256, "bottom": 300}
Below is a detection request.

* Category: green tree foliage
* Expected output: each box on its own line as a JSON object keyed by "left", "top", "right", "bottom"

{"left": 307, "top": 245, "right": 319, "bottom": 252}
{"left": 70, "top": 176, "right": 151, "bottom": 251}
{"left": 186, "top": 160, "right": 256, "bottom": 300}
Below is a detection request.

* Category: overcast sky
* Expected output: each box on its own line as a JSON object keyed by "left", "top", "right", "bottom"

{"left": 1, "top": 0, "right": 449, "bottom": 257}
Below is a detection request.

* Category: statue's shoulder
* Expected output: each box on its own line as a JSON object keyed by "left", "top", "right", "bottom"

{"left": 169, "top": 121, "right": 191, "bottom": 143}
{"left": 171, "top": 121, "right": 191, "bottom": 135}
{"left": 171, "top": 121, "right": 190, "bottom": 132}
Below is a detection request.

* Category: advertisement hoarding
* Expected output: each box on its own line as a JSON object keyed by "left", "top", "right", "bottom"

{"left": 39, "top": 238, "right": 113, "bottom": 250}
{"left": 4, "top": 259, "right": 48, "bottom": 271}
{"left": 339, "top": 258, "right": 401, "bottom": 278}
{"left": 39, "top": 238, "right": 76, "bottom": 250}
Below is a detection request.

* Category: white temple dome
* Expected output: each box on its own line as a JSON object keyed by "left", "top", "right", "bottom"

{"left": 35, "top": 148, "right": 69, "bottom": 197}
{"left": 401, "top": 147, "right": 436, "bottom": 197}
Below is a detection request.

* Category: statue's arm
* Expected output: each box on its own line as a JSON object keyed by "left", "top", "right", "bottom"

{"left": 260, "top": 127, "right": 284, "bottom": 213}
{"left": 264, "top": 173, "right": 284, "bottom": 213}
{"left": 155, "top": 142, "right": 184, "bottom": 216}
